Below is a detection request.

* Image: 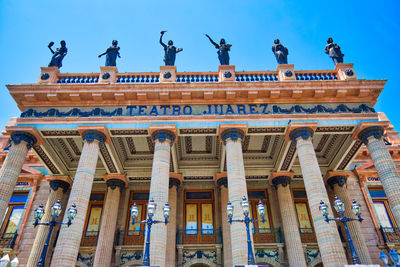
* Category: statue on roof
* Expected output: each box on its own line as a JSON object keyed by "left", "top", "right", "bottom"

{"left": 48, "top": 40, "right": 68, "bottom": 69}
{"left": 160, "top": 31, "right": 183, "bottom": 66}
{"left": 272, "top": 39, "right": 289, "bottom": 64}
{"left": 205, "top": 34, "right": 232, "bottom": 65}
{"left": 325, "top": 37, "right": 344, "bottom": 64}
{"left": 98, "top": 40, "right": 121, "bottom": 67}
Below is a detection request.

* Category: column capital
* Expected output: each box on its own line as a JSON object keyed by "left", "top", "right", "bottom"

{"left": 286, "top": 123, "right": 317, "bottom": 143}
{"left": 214, "top": 172, "right": 227, "bottom": 188}
{"left": 104, "top": 174, "right": 128, "bottom": 191}
{"left": 352, "top": 121, "right": 389, "bottom": 145}
{"left": 270, "top": 172, "right": 293, "bottom": 189}
{"left": 49, "top": 178, "right": 71, "bottom": 193}
{"left": 6, "top": 127, "right": 43, "bottom": 147}
{"left": 219, "top": 124, "right": 247, "bottom": 144}
{"left": 149, "top": 125, "right": 177, "bottom": 144}
{"left": 169, "top": 173, "right": 182, "bottom": 188}
{"left": 78, "top": 125, "right": 111, "bottom": 144}
{"left": 324, "top": 171, "right": 349, "bottom": 189}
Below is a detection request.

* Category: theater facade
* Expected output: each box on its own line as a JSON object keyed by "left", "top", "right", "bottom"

{"left": 0, "top": 63, "right": 399, "bottom": 267}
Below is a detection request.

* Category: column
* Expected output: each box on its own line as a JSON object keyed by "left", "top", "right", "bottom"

{"left": 0, "top": 131, "right": 37, "bottom": 220}
{"left": 147, "top": 128, "right": 176, "bottom": 267}
{"left": 220, "top": 126, "right": 251, "bottom": 265}
{"left": 93, "top": 175, "right": 127, "bottom": 267}
{"left": 26, "top": 178, "right": 71, "bottom": 267}
{"left": 326, "top": 174, "right": 372, "bottom": 264}
{"left": 357, "top": 125, "right": 400, "bottom": 224}
{"left": 166, "top": 173, "right": 182, "bottom": 266}
{"left": 270, "top": 172, "right": 307, "bottom": 267}
{"left": 50, "top": 130, "right": 107, "bottom": 267}
{"left": 215, "top": 173, "right": 232, "bottom": 267}
{"left": 289, "top": 126, "right": 347, "bottom": 266}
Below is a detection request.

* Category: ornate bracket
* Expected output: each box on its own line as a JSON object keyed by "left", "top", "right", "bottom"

{"left": 357, "top": 126, "right": 384, "bottom": 145}
{"left": 289, "top": 127, "right": 314, "bottom": 144}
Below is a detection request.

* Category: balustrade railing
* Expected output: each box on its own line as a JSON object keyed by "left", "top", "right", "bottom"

{"left": 235, "top": 71, "right": 278, "bottom": 82}
{"left": 0, "top": 232, "right": 18, "bottom": 248}
{"left": 176, "top": 72, "right": 219, "bottom": 83}
{"left": 380, "top": 226, "right": 400, "bottom": 243}
{"left": 57, "top": 74, "right": 99, "bottom": 83}
{"left": 295, "top": 71, "right": 337, "bottom": 81}
{"left": 117, "top": 73, "right": 160, "bottom": 83}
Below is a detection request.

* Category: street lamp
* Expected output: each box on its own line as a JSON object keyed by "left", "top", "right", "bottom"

{"left": 130, "top": 199, "right": 170, "bottom": 267}
{"left": 319, "top": 196, "right": 363, "bottom": 264}
{"left": 226, "top": 196, "right": 266, "bottom": 265}
{"left": 380, "top": 249, "right": 400, "bottom": 267}
{"left": 33, "top": 200, "right": 77, "bottom": 267}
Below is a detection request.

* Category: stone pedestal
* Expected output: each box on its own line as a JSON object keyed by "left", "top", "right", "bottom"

{"left": 288, "top": 125, "right": 347, "bottom": 266}
{"left": 26, "top": 178, "right": 71, "bottom": 267}
{"left": 37, "top": 67, "right": 59, "bottom": 83}
{"left": 326, "top": 173, "right": 372, "bottom": 265}
{"left": 334, "top": 63, "right": 357, "bottom": 80}
{"left": 160, "top": 65, "right": 177, "bottom": 82}
{"left": 219, "top": 125, "right": 252, "bottom": 265}
{"left": 50, "top": 130, "right": 107, "bottom": 267}
{"left": 276, "top": 64, "right": 296, "bottom": 81}
{"left": 218, "top": 65, "right": 235, "bottom": 82}
{"left": 270, "top": 172, "right": 307, "bottom": 267}
{"left": 99, "top": 66, "right": 118, "bottom": 83}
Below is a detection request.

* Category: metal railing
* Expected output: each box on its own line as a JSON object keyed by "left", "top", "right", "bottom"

{"left": 115, "top": 229, "right": 146, "bottom": 246}
{"left": 0, "top": 232, "right": 18, "bottom": 248}
{"left": 177, "top": 228, "right": 222, "bottom": 244}
{"left": 380, "top": 226, "right": 400, "bottom": 243}
{"left": 299, "top": 228, "right": 317, "bottom": 243}
{"left": 80, "top": 230, "right": 99, "bottom": 246}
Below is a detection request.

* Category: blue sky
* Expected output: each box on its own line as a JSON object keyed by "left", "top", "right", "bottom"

{"left": 0, "top": 0, "right": 399, "bottom": 131}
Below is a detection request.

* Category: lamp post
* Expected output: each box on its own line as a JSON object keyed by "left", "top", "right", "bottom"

{"left": 130, "top": 199, "right": 170, "bottom": 267}
{"left": 226, "top": 196, "right": 266, "bottom": 265}
{"left": 380, "top": 249, "right": 400, "bottom": 267}
{"left": 33, "top": 200, "right": 77, "bottom": 267}
{"left": 319, "top": 196, "right": 363, "bottom": 264}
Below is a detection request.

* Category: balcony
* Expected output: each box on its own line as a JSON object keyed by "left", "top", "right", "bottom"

{"left": 0, "top": 232, "right": 17, "bottom": 248}
{"left": 80, "top": 231, "right": 99, "bottom": 247}
{"left": 380, "top": 227, "right": 400, "bottom": 243}
{"left": 299, "top": 228, "right": 317, "bottom": 243}
{"left": 177, "top": 228, "right": 222, "bottom": 245}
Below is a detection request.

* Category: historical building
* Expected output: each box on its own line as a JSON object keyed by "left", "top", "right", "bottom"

{"left": 0, "top": 62, "right": 399, "bottom": 267}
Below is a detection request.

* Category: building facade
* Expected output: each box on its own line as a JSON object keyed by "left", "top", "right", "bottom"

{"left": 0, "top": 63, "right": 399, "bottom": 267}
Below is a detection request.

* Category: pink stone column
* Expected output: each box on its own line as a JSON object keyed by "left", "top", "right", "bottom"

{"left": 93, "top": 176, "right": 127, "bottom": 267}
{"left": 326, "top": 175, "right": 372, "bottom": 264}
{"left": 50, "top": 130, "right": 107, "bottom": 267}
{"left": 270, "top": 173, "right": 307, "bottom": 267}
{"left": 166, "top": 174, "right": 181, "bottom": 266}
{"left": 26, "top": 179, "right": 70, "bottom": 267}
{"left": 146, "top": 129, "right": 176, "bottom": 267}
{"left": 220, "top": 127, "right": 251, "bottom": 265}
{"left": 0, "top": 131, "right": 37, "bottom": 220}
{"left": 357, "top": 126, "right": 400, "bottom": 224}
{"left": 289, "top": 127, "right": 347, "bottom": 267}
{"left": 215, "top": 173, "right": 232, "bottom": 267}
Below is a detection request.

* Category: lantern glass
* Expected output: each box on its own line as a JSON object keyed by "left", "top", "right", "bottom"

{"left": 34, "top": 204, "right": 45, "bottom": 221}
{"left": 333, "top": 196, "right": 345, "bottom": 214}
{"left": 130, "top": 203, "right": 138, "bottom": 219}
{"left": 67, "top": 204, "right": 77, "bottom": 221}
{"left": 380, "top": 251, "right": 389, "bottom": 264}
{"left": 241, "top": 196, "right": 250, "bottom": 216}
{"left": 51, "top": 200, "right": 62, "bottom": 218}
{"left": 257, "top": 200, "right": 265, "bottom": 217}
{"left": 147, "top": 199, "right": 156, "bottom": 218}
{"left": 351, "top": 199, "right": 361, "bottom": 216}
{"left": 163, "top": 202, "right": 170, "bottom": 219}
{"left": 390, "top": 249, "right": 400, "bottom": 264}
{"left": 226, "top": 201, "right": 234, "bottom": 218}
{"left": 319, "top": 200, "right": 329, "bottom": 217}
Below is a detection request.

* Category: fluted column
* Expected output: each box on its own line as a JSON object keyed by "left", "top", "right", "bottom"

{"left": 50, "top": 130, "right": 107, "bottom": 267}
{"left": 220, "top": 126, "right": 251, "bottom": 265}
{"left": 146, "top": 128, "right": 176, "bottom": 267}
{"left": 93, "top": 175, "right": 127, "bottom": 267}
{"left": 326, "top": 174, "right": 372, "bottom": 264}
{"left": 357, "top": 126, "right": 400, "bottom": 224}
{"left": 0, "top": 131, "right": 37, "bottom": 220}
{"left": 289, "top": 127, "right": 347, "bottom": 267}
{"left": 215, "top": 173, "right": 232, "bottom": 267}
{"left": 270, "top": 172, "right": 307, "bottom": 267}
{"left": 27, "top": 178, "right": 71, "bottom": 267}
{"left": 166, "top": 173, "right": 182, "bottom": 266}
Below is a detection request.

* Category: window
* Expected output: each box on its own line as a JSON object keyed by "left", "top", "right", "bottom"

{"left": 81, "top": 192, "right": 104, "bottom": 246}
{"left": 124, "top": 191, "right": 149, "bottom": 245}
{"left": 183, "top": 190, "right": 215, "bottom": 244}
{"left": 0, "top": 193, "right": 28, "bottom": 248}
{"left": 370, "top": 188, "right": 396, "bottom": 228}
{"left": 247, "top": 190, "right": 274, "bottom": 243}
{"left": 293, "top": 189, "right": 316, "bottom": 243}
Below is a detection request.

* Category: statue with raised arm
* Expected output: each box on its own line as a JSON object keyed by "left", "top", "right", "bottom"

{"left": 160, "top": 31, "right": 183, "bottom": 66}
{"left": 324, "top": 37, "right": 344, "bottom": 64}
{"left": 205, "top": 34, "right": 232, "bottom": 65}
{"left": 48, "top": 40, "right": 67, "bottom": 69}
{"left": 272, "top": 39, "right": 289, "bottom": 64}
{"left": 98, "top": 40, "right": 121, "bottom": 67}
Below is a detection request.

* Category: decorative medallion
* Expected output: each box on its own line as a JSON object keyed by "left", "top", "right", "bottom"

{"left": 223, "top": 71, "right": 232, "bottom": 78}
{"left": 41, "top": 73, "right": 50, "bottom": 80}
{"left": 163, "top": 71, "right": 172, "bottom": 79}
{"left": 102, "top": 72, "right": 111, "bottom": 80}
{"left": 284, "top": 70, "right": 293, "bottom": 77}
{"left": 345, "top": 69, "right": 354, "bottom": 76}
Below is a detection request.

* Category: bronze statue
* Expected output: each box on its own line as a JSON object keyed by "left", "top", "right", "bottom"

{"left": 324, "top": 37, "right": 344, "bottom": 64}
{"left": 98, "top": 40, "right": 121, "bottom": 67}
{"left": 160, "top": 31, "right": 183, "bottom": 66}
{"left": 48, "top": 40, "right": 67, "bottom": 69}
{"left": 272, "top": 39, "right": 288, "bottom": 64}
{"left": 205, "top": 34, "right": 232, "bottom": 65}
